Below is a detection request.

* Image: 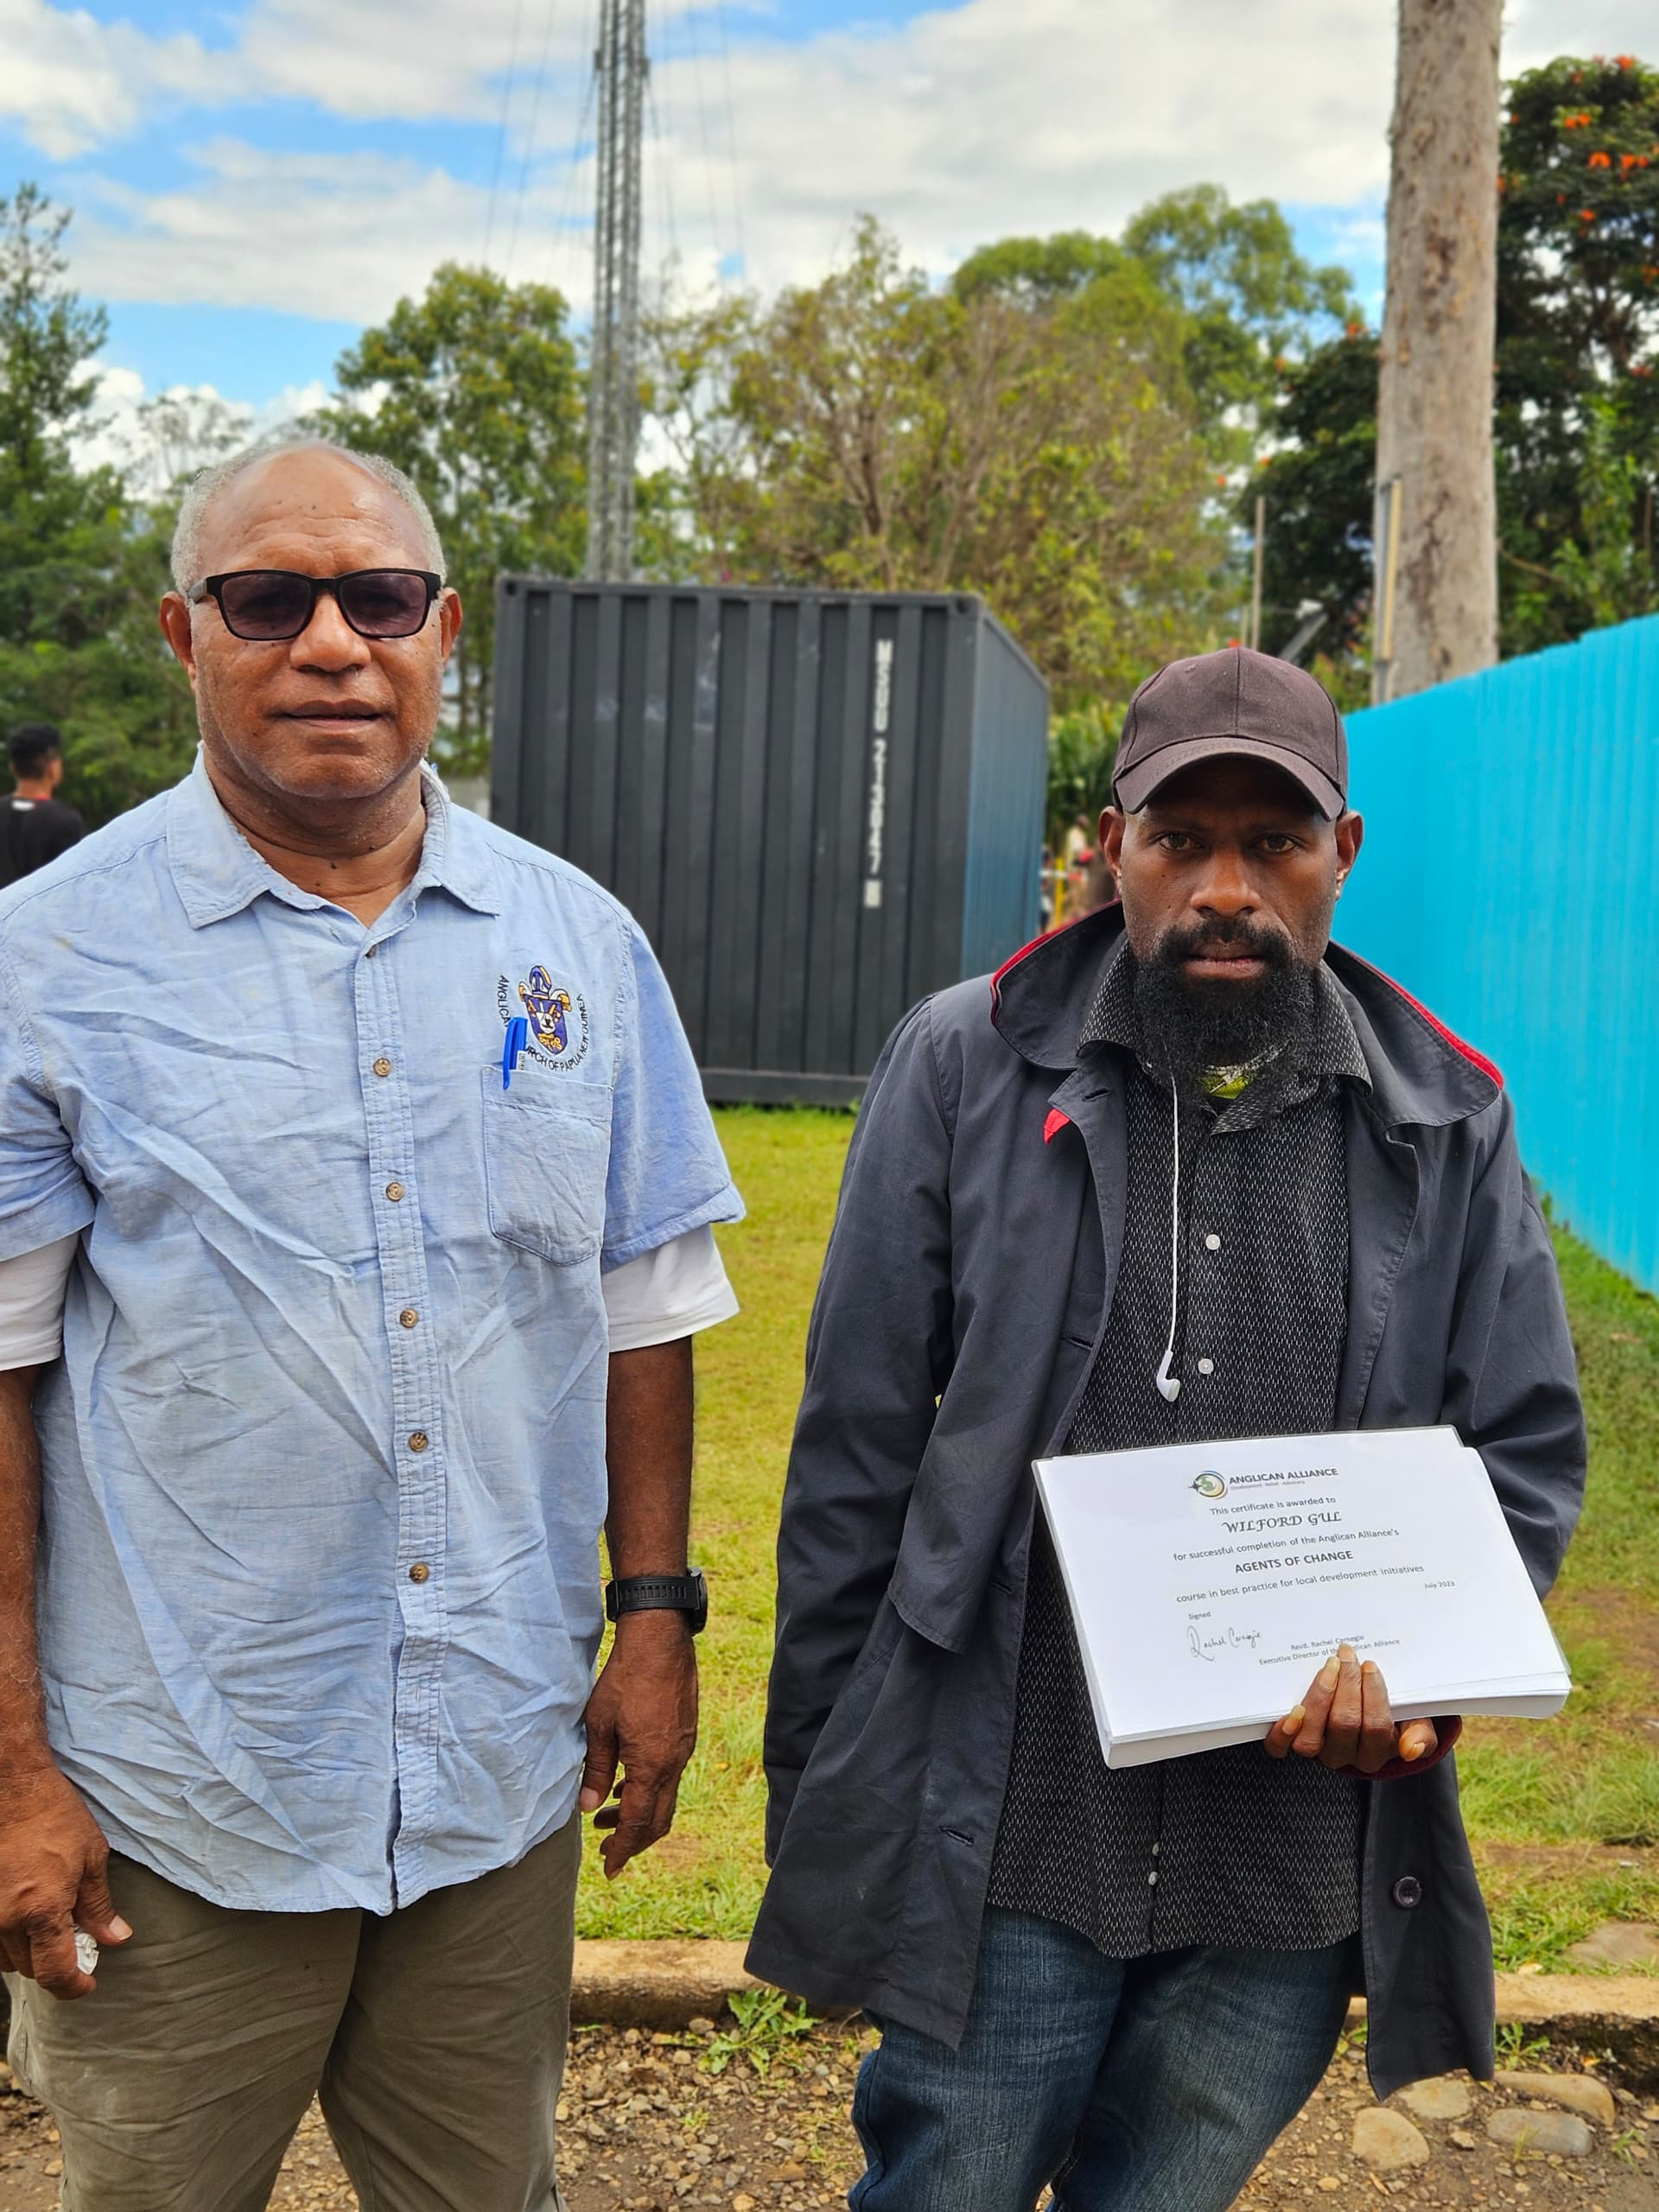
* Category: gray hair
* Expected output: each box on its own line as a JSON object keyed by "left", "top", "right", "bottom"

{"left": 170, "top": 438, "right": 446, "bottom": 592}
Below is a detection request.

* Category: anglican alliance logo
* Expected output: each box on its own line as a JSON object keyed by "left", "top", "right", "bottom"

{"left": 1191, "top": 1471, "right": 1227, "bottom": 1500}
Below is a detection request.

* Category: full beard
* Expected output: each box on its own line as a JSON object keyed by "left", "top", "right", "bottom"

{"left": 1132, "top": 915, "right": 1318, "bottom": 1090}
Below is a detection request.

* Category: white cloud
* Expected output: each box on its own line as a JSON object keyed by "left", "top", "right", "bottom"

{"left": 0, "top": 0, "right": 238, "bottom": 158}
{"left": 10, "top": 0, "right": 1651, "bottom": 169}
{"left": 255, "top": 378, "right": 332, "bottom": 432}
{"left": 56, "top": 1, "right": 1402, "bottom": 327}
{"left": 1503, "top": 0, "right": 1655, "bottom": 73}
{"left": 235, "top": 0, "right": 528, "bottom": 123}
{"left": 1, "top": 0, "right": 744, "bottom": 150}
{"left": 32, "top": 0, "right": 1659, "bottom": 340}
{"left": 68, "top": 141, "right": 595, "bottom": 321}
{"left": 232, "top": 0, "right": 751, "bottom": 124}
{"left": 646, "top": 0, "right": 1401, "bottom": 297}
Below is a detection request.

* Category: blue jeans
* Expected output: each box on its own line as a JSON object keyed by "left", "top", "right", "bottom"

{"left": 849, "top": 1910, "right": 1358, "bottom": 2212}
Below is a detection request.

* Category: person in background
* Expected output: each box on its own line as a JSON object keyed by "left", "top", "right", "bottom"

{"left": 1072, "top": 843, "right": 1116, "bottom": 917}
{"left": 0, "top": 439, "right": 742, "bottom": 2210}
{"left": 0, "top": 725, "right": 86, "bottom": 890}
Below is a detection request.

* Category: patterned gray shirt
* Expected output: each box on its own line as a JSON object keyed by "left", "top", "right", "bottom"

{"left": 987, "top": 940, "right": 1374, "bottom": 1956}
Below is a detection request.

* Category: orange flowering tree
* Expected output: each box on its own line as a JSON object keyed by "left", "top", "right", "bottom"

{"left": 1244, "top": 53, "right": 1659, "bottom": 671}
{"left": 1497, "top": 53, "right": 1659, "bottom": 647}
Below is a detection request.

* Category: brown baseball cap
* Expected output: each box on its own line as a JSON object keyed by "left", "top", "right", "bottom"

{"left": 1113, "top": 646, "right": 1347, "bottom": 819}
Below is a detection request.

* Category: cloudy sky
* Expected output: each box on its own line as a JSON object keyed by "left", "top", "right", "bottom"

{"left": 3, "top": 0, "right": 1651, "bottom": 441}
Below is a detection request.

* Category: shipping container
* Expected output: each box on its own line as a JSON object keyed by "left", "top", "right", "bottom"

{"left": 491, "top": 580, "right": 1050, "bottom": 1104}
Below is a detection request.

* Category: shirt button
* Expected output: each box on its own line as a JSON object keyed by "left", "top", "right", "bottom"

{"left": 1197, "top": 1357, "right": 1215, "bottom": 1376}
{"left": 408, "top": 1431, "right": 429, "bottom": 1452}
{"left": 1151, "top": 1840, "right": 1160, "bottom": 1856}
{"left": 1205, "top": 1232, "right": 1221, "bottom": 1251}
{"left": 372, "top": 1056, "right": 392, "bottom": 1078}
{"left": 408, "top": 1561, "right": 430, "bottom": 1584}
{"left": 399, "top": 1308, "right": 419, "bottom": 1330}
{"left": 1392, "top": 1874, "right": 1423, "bottom": 1910}
{"left": 365, "top": 945, "right": 377, "bottom": 959}
{"left": 385, "top": 1181, "right": 405, "bottom": 1203}
{"left": 1147, "top": 1869, "right": 1159, "bottom": 1885}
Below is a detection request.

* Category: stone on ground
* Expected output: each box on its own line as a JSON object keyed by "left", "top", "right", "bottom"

{"left": 1397, "top": 2075, "right": 1472, "bottom": 2122}
{"left": 1494, "top": 2069, "right": 1617, "bottom": 2126}
{"left": 1485, "top": 2107, "right": 1596, "bottom": 2156}
{"left": 1562, "top": 1920, "right": 1659, "bottom": 1970}
{"left": 1351, "top": 2107, "right": 1431, "bottom": 2171}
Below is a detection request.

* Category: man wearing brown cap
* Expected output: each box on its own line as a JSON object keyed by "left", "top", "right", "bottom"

{"left": 750, "top": 648, "right": 1584, "bottom": 2209}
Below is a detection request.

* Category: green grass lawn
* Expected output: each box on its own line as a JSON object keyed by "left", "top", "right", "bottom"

{"left": 575, "top": 1108, "right": 1659, "bottom": 1969}
{"left": 1459, "top": 1224, "right": 1659, "bottom": 1967}
{"left": 574, "top": 1106, "right": 852, "bottom": 1940}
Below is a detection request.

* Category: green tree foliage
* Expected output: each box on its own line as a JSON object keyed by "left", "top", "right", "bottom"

{"left": 948, "top": 231, "right": 1194, "bottom": 413}
{"left": 952, "top": 230, "right": 1132, "bottom": 307}
{"left": 644, "top": 217, "right": 1224, "bottom": 705}
{"left": 945, "top": 198, "right": 1364, "bottom": 727}
{"left": 1250, "top": 54, "right": 1659, "bottom": 674}
{"left": 1121, "top": 186, "right": 1358, "bottom": 439}
{"left": 312, "top": 264, "right": 587, "bottom": 777}
{"left": 1046, "top": 701, "right": 1122, "bottom": 854}
{"left": 0, "top": 184, "right": 195, "bottom": 825}
{"left": 1243, "top": 327, "right": 1379, "bottom": 659}
{"left": 952, "top": 197, "right": 1357, "bottom": 461}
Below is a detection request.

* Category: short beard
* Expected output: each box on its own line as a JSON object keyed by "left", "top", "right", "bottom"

{"left": 1132, "top": 915, "right": 1317, "bottom": 1090}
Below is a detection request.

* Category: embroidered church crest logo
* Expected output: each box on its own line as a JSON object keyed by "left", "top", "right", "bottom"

{"left": 519, "top": 966, "right": 573, "bottom": 1054}
{"left": 498, "top": 967, "right": 591, "bottom": 1071}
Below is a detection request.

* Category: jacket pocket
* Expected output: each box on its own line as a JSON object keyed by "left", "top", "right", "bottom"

{"left": 480, "top": 1065, "right": 612, "bottom": 1264}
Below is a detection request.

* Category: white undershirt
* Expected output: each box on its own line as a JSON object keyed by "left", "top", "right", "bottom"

{"left": 0, "top": 1225, "right": 737, "bottom": 1372}
{"left": 601, "top": 1224, "right": 740, "bottom": 1351}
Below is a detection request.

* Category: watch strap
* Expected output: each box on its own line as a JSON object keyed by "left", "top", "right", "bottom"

{"left": 606, "top": 1570, "right": 708, "bottom": 1631}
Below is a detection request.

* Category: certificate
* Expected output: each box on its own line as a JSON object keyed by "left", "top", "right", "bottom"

{"left": 1033, "top": 1425, "right": 1571, "bottom": 1768}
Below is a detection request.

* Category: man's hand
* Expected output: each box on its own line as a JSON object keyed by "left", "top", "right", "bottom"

{"left": 1265, "top": 1644, "right": 1439, "bottom": 1775}
{"left": 0, "top": 1765, "right": 130, "bottom": 1998}
{"left": 579, "top": 1612, "right": 698, "bottom": 1880}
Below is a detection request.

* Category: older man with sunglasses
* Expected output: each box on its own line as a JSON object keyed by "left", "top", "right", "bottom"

{"left": 0, "top": 442, "right": 742, "bottom": 2210}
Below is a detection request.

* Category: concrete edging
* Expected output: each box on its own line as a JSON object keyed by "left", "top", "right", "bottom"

{"left": 6, "top": 1944, "right": 1653, "bottom": 2085}
{"left": 573, "top": 1944, "right": 1659, "bottom": 2083}
{"left": 571, "top": 1942, "right": 762, "bottom": 2030}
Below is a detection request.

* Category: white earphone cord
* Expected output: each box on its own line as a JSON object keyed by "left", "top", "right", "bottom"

{"left": 1154, "top": 1077, "right": 1182, "bottom": 1403}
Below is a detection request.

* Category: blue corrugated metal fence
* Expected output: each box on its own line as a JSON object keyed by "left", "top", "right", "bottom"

{"left": 1340, "top": 614, "right": 1659, "bottom": 1296}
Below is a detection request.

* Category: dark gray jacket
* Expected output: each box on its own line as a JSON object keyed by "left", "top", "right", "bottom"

{"left": 747, "top": 906, "right": 1586, "bottom": 2099}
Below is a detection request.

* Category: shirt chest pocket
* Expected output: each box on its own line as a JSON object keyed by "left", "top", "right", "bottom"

{"left": 479, "top": 1066, "right": 613, "bottom": 1265}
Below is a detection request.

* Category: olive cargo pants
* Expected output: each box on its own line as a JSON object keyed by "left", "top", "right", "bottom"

{"left": 4, "top": 1816, "right": 579, "bottom": 2212}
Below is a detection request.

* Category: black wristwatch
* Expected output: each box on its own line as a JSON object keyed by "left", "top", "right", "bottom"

{"left": 605, "top": 1569, "right": 709, "bottom": 1635}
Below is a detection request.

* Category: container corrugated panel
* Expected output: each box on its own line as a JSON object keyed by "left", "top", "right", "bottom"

{"left": 491, "top": 580, "right": 1050, "bottom": 1104}
{"left": 1340, "top": 613, "right": 1659, "bottom": 1295}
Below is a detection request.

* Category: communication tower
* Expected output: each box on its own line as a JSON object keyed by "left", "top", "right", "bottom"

{"left": 585, "top": 0, "right": 646, "bottom": 580}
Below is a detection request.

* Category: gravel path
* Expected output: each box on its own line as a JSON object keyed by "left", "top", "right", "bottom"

{"left": 3, "top": 2022, "right": 1656, "bottom": 2210}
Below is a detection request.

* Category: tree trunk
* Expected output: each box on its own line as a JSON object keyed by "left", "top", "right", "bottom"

{"left": 1374, "top": 0, "right": 1501, "bottom": 701}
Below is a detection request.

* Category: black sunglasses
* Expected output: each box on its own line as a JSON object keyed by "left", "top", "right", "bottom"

{"left": 188, "top": 569, "right": 442, "bottom": 643}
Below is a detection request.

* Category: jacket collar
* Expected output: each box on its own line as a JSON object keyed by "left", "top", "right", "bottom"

{"left": 165, "top": 750, "right": 500, "bottom": 929}
{"left": 990, "top": 903, "right": 1500, "bottom": 1131}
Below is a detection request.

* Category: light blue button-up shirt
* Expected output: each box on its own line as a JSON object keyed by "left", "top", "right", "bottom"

{"left": 0, "top": 755, "right": 741, "bottom": 1914}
